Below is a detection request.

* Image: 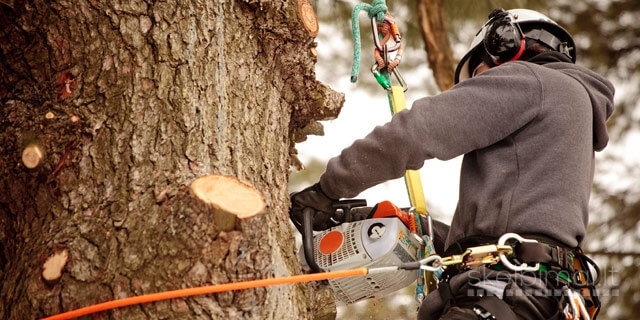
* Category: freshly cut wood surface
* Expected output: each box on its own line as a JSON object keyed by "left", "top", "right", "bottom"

{"left": 190, "top": 175, "right": 266, "bottom": 218}
{"left": 22, "top": 144, "right": 44, "bottom": 169}
{"left": 42, "top": 249, "right": 68, "bottom": 282}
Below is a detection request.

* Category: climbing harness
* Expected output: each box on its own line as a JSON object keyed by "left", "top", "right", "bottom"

{"left": 437, "top": 233, "right": 602, "bottom": 320}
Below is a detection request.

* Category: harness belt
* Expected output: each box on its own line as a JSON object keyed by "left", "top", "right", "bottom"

{"left": 445, "top": 234, "right": 566, "bottom": 255}
{"left": 514, "top": 242, "right": 575, "bottom": 274}
{"left": 511, "top": 241, "right": 601, "bottom": 319}
{"left": 440, "top": 235, "right": 601, "bottom": 320}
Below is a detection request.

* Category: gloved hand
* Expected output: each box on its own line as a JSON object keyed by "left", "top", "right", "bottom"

{"left": 289, "top": 183, "right": 338, "bottom": 232}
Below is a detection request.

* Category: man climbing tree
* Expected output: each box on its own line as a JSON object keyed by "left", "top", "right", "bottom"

{"left": 291, "top": 8, "right": 614, "bottom": 319}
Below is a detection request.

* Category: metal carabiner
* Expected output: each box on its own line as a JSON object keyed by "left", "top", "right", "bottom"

{"left": 371, "top": 15, "right": 401, "bottom": 53}
{"left": 371, "top": 63, "right": 408, "bottom": 92}
{"left": 440, "top": 244, "right": 513, "bottom": 269}
{"left": 371, "top": 62, "right": 391, "bottom": 90}
{"left": 497, "top": 233, "right": 541, "bottom": 272}
{"left": 419, "top": 255, "right": 444, "bottom": 272}
{"left": 563, "top": 286, "right": 591, "bottom": 320}
{"left": 391, "top": 67, "right": 408, "bottom": 92}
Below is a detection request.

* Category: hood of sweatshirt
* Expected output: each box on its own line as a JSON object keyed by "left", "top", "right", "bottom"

{"left": 529, "top": 51, "right": 615, "bottom": 151}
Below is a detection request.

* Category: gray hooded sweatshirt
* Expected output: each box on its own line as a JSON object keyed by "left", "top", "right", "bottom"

{"left": 319, "top": 55, "right": 615, "bottom": 250}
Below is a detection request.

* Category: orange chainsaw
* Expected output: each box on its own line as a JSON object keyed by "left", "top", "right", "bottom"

{"left": 297, "top": 199, "right": 435, "bottom": 304}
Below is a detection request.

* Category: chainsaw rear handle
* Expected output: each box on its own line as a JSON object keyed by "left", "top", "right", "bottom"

{"left": 302, "top": 207, "right": 324, "bottom": 273}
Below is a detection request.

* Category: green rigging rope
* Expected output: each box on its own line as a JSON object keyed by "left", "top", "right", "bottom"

{"left": 350, "top": 0, "right": 388, "bottom": 83}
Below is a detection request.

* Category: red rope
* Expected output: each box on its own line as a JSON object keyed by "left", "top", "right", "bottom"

{"left": 41, "top": 268, "right": 368, "bottom": 320}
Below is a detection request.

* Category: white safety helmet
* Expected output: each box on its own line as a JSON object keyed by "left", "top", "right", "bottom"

{"left": 454, "top": 8, "right": 576, "bottom": 84}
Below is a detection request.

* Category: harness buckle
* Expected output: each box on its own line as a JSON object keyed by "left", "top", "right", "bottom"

{"left": 498, "top": 233, "right": 541, "bottom": 272}
{"left": 441, "top": 244, "right": 513, "bottom": 269}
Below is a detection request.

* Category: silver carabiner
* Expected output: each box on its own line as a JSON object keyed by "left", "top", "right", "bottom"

{"left": 419, "top": 255, "right": 444, "bottom": 272}
{"left": 391, "top": 67, "right": 408, "bottom": 92}
{"left": 371, "top": 16, "right": 401, "bottom": 53}
{"left": 563, "top": 286, "right": 591, "bottom": 320}
{"left": 497, "top": 233, "right": 540, "bottom": 272}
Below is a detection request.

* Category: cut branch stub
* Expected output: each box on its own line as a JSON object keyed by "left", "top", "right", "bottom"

{"left": 190, "top": 175, "right": 266, "bottom": 219}
{"left": 22, "top": 143, "right": 45, "bottom": 169}
{"left": 297, "top": 0, "right": 319, "bottom": 37}
{"left": 42, "top": 249, "right": 68, "bottom": 285}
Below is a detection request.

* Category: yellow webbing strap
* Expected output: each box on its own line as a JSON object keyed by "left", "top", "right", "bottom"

{"left": 389, "top": 85, "right": 428, "bottom": 215}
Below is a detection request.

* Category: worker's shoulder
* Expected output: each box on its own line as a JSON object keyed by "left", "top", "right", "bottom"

{"left": 497, "top": 61, "right": 588, "bottom": 87}
{"left": 506, "top": 60, "right": 592, "bottom": 79}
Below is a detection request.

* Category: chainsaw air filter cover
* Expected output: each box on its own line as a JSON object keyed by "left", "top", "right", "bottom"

{"left": 299, "top": 218, "right": 420, "bottom": 304}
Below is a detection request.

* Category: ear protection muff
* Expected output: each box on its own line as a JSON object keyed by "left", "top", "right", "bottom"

{"left": 482, "top": 8, "right": 526, "bottom": 65}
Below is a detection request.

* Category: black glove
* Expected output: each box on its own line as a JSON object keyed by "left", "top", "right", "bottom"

{"left": 289, "top": 183, "right": 338, "bottom": 232}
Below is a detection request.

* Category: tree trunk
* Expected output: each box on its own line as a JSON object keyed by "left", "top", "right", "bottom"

{"left": 416, "top": 0, "right": 455, "bottom": 91}
{"left": 0, "top": 0, "right": 342, "bottom": 319}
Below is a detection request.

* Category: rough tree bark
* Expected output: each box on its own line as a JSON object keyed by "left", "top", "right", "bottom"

{"left": 416, "top": 0, "right": 456, "bottom": 91}
{"left": 0, "top": 0, "right": 342, "bottom": 319}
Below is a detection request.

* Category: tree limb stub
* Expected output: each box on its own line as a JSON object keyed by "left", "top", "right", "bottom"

{"left": 42, "top": 249, "right": 68, "bottom": 284}
{"left": 297, "top": 0, "right": 319, "bottom": 37}
{"left": 190, "top": 175, "right": 266, "bottom": 219}
{"left": 22, "top": 143, "right": 45, "bottom": 169}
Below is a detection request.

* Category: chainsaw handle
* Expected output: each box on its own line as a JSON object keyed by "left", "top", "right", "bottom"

{"left": 302, "top": 207, "right": 324, "bottom": 273}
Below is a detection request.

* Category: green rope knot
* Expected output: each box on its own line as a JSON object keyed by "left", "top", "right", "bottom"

{"left": 350, "top": 0, "right": 388, "bottom": 83}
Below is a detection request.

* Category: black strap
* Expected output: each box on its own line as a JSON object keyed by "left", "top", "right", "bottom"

{"left": 474, "top": 296, "right": 519, "bottom": 320}
{"left": 514, "top": 242, "right": 575, "bottom": 271}
{"left": 514, "top": 243, "right": 601, "bottom": 320}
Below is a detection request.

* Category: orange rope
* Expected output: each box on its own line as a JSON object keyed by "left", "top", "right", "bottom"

{"left": 41, "top": 268, "right": 368, "bottom": 320}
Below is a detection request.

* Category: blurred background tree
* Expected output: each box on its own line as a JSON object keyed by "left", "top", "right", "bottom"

{"left": 291, "top": 0, "right": 639, "bottom": 319}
